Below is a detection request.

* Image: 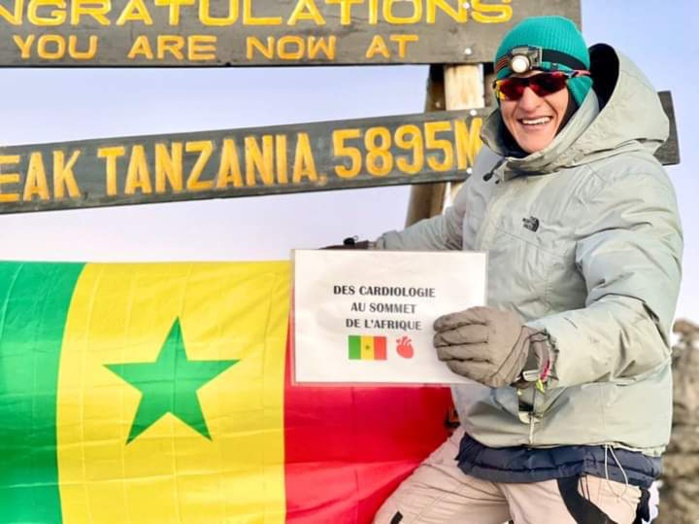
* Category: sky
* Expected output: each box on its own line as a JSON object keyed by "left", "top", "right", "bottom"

{"left": 0, "top": 0, "right": 698, "bottom": 323}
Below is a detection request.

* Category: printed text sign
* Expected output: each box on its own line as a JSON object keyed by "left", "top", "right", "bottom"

{"left": 292, "top": 249, "right": 487, "bottom": 384}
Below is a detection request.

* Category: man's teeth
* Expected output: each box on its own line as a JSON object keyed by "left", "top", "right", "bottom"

{"left": 521, "top": 117, "right": 552, "bottom": 125}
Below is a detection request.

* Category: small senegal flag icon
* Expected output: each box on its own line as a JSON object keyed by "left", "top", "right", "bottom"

{"left": 348, "top": 335, "right": 387, "bottom": 360}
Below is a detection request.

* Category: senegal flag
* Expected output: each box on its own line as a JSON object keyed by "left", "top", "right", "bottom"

{"left": 0, "top": 261, "right": 451, "bottom": 523}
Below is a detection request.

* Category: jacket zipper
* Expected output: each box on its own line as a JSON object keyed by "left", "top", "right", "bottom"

{"left": 519, "top": 386, "right": 540, "bottom": 444}
{"left": 480, "top": 167, "right": 542, "bottom": 443}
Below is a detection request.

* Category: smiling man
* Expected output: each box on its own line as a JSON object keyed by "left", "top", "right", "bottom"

{"left": 493, "top": 19, "right": 593, "bottom": 155}
{"left": 498, "top": 70, "right": 580, "bottom": 153}
{"left": 362, "top": 15, "right": 683, "bottom": 524}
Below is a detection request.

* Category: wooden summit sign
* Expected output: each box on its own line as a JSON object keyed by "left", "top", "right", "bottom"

{"left": 0, "top": 0, "right": 581, "bottom": 67}
{"left": 0, "top": 110, "right": 488, "bottom": 213}
{"left": 0, "top": 92, "right": 680, "bottom": 215}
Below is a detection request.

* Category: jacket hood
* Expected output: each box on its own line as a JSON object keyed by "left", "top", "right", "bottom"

{"left": 482, "top": 44, "right": 669, "bottom": 177}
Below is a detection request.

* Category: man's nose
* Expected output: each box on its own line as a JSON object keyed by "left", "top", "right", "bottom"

{"left": 518, "top": 86, "right": 542, "bottom": 109}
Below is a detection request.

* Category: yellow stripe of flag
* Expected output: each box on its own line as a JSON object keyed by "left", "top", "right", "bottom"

{"left": 360, "top": 336, "right": 375, "bottom": 360}
{"left": 56, "top": 262, "right": 290, "bottom": 523}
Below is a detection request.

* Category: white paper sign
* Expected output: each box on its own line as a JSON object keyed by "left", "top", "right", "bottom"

{"left": 293, "top": 249, "right": 487, "bottom": 384}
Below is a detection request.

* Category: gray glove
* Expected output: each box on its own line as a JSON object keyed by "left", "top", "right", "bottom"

{"left": 433, "top": 306, "right": 550, "bottom": 388}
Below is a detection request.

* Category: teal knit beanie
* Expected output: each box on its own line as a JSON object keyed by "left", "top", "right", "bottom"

{"left": 494, "top": 16, "right": 592, "bottom": 106}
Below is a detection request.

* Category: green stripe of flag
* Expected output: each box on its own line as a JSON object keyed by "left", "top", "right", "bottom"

{"left": 348, "top": 335, "right": 362, "bottom": 360}
{"left": 0, "top": 262, "right": 85, "bottom": 524}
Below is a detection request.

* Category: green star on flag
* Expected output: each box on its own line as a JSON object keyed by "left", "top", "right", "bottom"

{"left": 106, "top": 318, "right": 238, "bottom": 443}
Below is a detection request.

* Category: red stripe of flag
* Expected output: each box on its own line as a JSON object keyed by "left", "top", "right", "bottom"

{"left": 374, "top": 337, "right": 387, "bottom": 361}
{"left": 284, "top": 331, "right": 452, "bottom": 522}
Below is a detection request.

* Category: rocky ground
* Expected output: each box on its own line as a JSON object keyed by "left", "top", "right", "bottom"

{"left": 657, "top": 320, "right": 699, "bottom": 524}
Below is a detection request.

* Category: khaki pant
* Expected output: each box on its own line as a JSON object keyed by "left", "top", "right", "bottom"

{"left": 374, "top": 428, "right": 641, "bottom": 524}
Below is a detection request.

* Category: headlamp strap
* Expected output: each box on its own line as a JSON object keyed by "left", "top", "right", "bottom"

{"left": 542, "top": 50, "right": 588, "bottom": 72}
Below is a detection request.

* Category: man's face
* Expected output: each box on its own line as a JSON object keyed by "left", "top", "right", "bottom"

{"left": 500, "top": 71, "right": 570, "bottom": 154}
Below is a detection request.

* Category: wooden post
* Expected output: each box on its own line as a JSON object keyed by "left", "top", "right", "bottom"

{"left": 405, "top": 64, "right": 485, "bottom": 226}
{"left": 404, "top": 66, "right": 446, "bottom": 226}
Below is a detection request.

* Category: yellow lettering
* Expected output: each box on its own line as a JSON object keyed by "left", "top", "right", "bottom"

{"left": 395, "top": 124, "right": 424, "bottom": 175}
{"left": 292, "top": 133, "right": 318, "bottom": 183}
{"left": 188, "top": 35, "right": 216, "bottom": 60}
{"left": 245, "top": 135, "right": 274, "bottom": 185}
{"left": 278, "top": 35, "right": 304, "bottom": 60}
{"left": 215, "top": 139, "right": 243, "bottom": 188}
{"left": 308, "top": 36, "right": 336, "bottom": 59}
{"left": 53, "top": 150, "right": 81, "bottom": 199}
{"left": 365, "top": 127, "right": 393, "bottom": 176}
{"left": 155, "top": 142, "right": 183, "bottom": 192}
{"left": 455, "top": 118, "right": 483, "bottom": 170}
{"left": 389, "top": 34, "right": 419, "bottom": 58}
{"left": 28, "top": 0, "right": 66, "bottom": 26}
{"left": 37, "top": 35, "right": 65, "bottom": 59}
{"left": 127, "top": 35, "right": 154, "bottom": 59}
{"left": 117, "top": 0, "right": 153, "bottom": 25}
{"left": 157, "top": 35, "right": 185, "bottom": 60}
{"left": 17, "top": 34, "right": 100, "bottom": 61}
{"left": 185, "top": 140, "right": 214, "bottom": 191}
{"left": 287, "top": 0, "right": 324, "bottom": 25}
{"left": 243, "top": 0, "right": 282, "bottom": 25}
{"left": 0, "top": 0, "right": 23, "bottom": 25}
{"left": 0, "top": 156, "right": 21, "bottom": 203}
{"left": 368, "top": 0, "right": 378, "bottom": 24}
{"left": 333, "top": 129, "right": 362, "bottom": 179}
{"left": 425, "top": 120, "right": 454, "bottom": 171}
{"left": 154, "top": 0, "right": 195, "bottom": 25}
{"left": 365, "top": 35, "right": 390, "bottom": 59}
{"left": 325, "top": 0, "right": 362, "bottom": 25}
{"left": 383, "top": 0, "right": 421, "bottom": 24}
{"left": 275, "top": 135, "right": 288, "bottom": 184}
{"left": 12, "top": 35, "right": 35, "bottom": 59}
{"left": 124, "top": 145, "right": 152, "bottom": 195}
{"left": 426, "top": 0, "right": 467, "bottom": 24}
{"left": 199, "top": 0, "right": 238, "bottom": 25}
{"left": 246, "top": 35, "right": 335, "bottom": 61}
{"left": 471, "top": 0, "right": 512, "bottom": 23}
{"left": 246, "top": 36, "right": 274, "bottom": 60}
{"left": 68, "top": 35, "right": 98, "bottom": 59}
{"left": 0, "top": 0, "right": 24, "bottom": 25}
{"left": 97, "top": 146, "right": 125, "bottom": 196}
{"left": 23, "top": 152, "right": 50, "bottom": 201}
{"left": 70, "top": 0, "right": 110, "bottom": 25}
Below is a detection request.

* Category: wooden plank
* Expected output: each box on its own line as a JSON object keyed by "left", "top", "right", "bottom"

{"left": 0, "top": 0, "right": 581, "bottom": 67}
{"left": 0, "top": 109, "right": 489, "bottom": 214}
{"left": 657, "top": 91, "right": 680, "bottom": 166}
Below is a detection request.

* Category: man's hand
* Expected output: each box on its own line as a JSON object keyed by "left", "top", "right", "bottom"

{"left": 433, "top": 306, "right": 549, "bottom": 388}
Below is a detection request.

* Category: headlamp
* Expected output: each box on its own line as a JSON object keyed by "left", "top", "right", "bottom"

{"left": 508, "top": 46, "right": 543, "bottom": 74}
